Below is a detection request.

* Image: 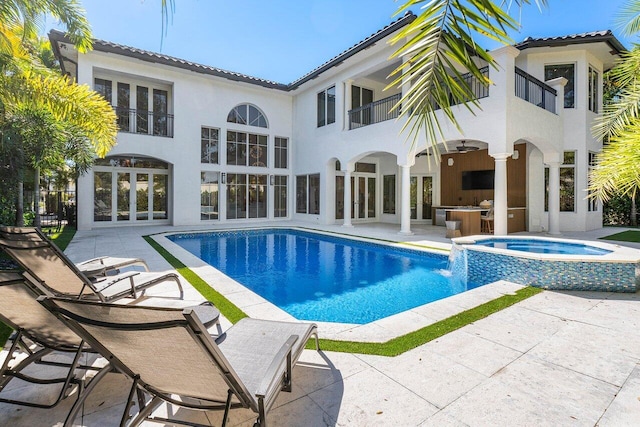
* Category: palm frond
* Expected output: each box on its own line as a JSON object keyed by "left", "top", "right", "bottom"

{"left": 616, "top": 0, "right": 640, "bottom": 36}
{"left": 0, "top": 0, "right": 92, "bottom": 53}
{"left": 589, "top": 118, "right": 640, "bottom": 201}
{"left": 0, "top": 70, "right": 117, "bottom": 157}
{"left": 387, "top": 0, "right": 545, "bottom": 155}
{"left": 593, "top": 47, "right": 640, "bottom": 139}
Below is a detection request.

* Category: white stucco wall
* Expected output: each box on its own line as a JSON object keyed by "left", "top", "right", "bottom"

{"left": 70, "top": 26, "right": 610, "bottom": 233}
{"left": 75, "top": 50, "right": 293, "bottom": 230}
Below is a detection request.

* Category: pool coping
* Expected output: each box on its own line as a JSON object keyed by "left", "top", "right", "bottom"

{"left": 152, "top": 227, "right": 526, "bottom": 343}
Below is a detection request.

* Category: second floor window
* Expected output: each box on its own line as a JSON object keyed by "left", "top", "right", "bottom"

{"left": 94, "top": 75, "right": 173, "bottom": 137}
{"left": 317, "top": 86, "right": 336, "bottom": 127}
{"left": 589, "top": 66, "right": 599, "bottom": 113}
{"left": 227, "top": 131, "right": 267, "bottom": 167}
{"left": 545, "top": 64, "right": 575, "bottom": 108}
{"left": 201, "top": 127, "right": 219, "bottom": 164}
{"left": 94, "top": 78, "right": 112, "bottom": 103}
{"left": 227, "top": 104, "right": 268, "bottom": 128}
{"left": 274, "top": 137, "right": 288, "bottom": 169}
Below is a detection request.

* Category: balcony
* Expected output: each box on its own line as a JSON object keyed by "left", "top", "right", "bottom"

{"left": 514, "top": 67, "right": 557, "bottom": 114}
{"left": 348, "top": 93, "right": 401, "bottom": 130}
{"left": 347, "top": 67, "right": 491, "bottom": 131}
{"left": 115, "top": 107, "right": 174, "bottom": 137}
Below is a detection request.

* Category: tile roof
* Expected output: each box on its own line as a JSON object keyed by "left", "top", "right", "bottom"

{"left": 515, "top": 30, "right": 625, "bottom": 54}
{"left": 51, "top": 19, "right": 624, "bottom": 93}
{"left": 49, "top": 11, "right": 416, "bottom": 92}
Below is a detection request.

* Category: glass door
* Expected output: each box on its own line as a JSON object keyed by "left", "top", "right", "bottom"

{"left": 351, "top": 175, "right": 376, "bottom": 220}
{"left": 410, "top": 175, "right": 434, "bottom": 221}
{"left": 422, "top": 176, "right": 433, "bottom": 220}
{"left": 93, "top": 157, "right": 169, "bottom": 225}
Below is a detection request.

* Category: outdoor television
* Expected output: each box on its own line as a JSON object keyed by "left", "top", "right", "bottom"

{"left": 462, "top": 170, "right": 494, "bottom": 190}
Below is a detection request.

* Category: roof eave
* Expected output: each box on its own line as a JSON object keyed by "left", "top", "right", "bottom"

{"left": 515, "top": 32, "right": 626, "bottom": 56}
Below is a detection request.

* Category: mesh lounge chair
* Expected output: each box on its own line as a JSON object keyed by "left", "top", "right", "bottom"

{"left": 40, "top": 297, "right": 319, "bottom": 427}
{"left": 0, "top": 272, "right": 112, "bottom": 425}
{"left": 0, "top": 233, "right": 183, "bottom": 302}
{"left": 0, "top": 226, "right": 149, "bottom": 278}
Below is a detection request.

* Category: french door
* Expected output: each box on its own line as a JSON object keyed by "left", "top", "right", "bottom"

{"left": 410, "top": 175, "right": 433, "bottom": 220}
{"left": 94, "top": 168, "right": 168, "bottom": 224}
{"left": 351, "top": 175, "right": 376, "bottom": 220}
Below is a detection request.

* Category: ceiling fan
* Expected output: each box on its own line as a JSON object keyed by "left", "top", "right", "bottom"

{"left": 456, "top": 140, "right": 479, "bottom": 153}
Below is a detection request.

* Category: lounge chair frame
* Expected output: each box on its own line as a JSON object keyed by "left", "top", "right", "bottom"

{"left": 40, "top": 297, "right": 319, "bottom": 427}
{"left": 0, "top": 226, "right": 149, "bottom": 278}
{"left": 0, "top": 273, "right": 113, "bottom": 425}
{"left": 0, "top": 231, "right": 183, "bottom": 302}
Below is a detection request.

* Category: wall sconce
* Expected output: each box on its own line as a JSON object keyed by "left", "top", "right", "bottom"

{"left": 269, "top": 175, "right": 275, "bottom": 186}
{"left": 512, "top": 149, "right": 520, "bottom": 160}
{"left": 447, "top": 158, "right": 454, "bottom": 167}
{"left": 221, "top": 173, "right": 226, "bottom": 184}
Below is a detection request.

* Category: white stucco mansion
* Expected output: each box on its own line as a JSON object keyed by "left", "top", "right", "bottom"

{"left": 49, "top": 12, "right": 624, "bottom": 234}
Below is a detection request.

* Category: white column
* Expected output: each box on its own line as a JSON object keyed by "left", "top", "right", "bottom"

{"left": 547, "top": 161, "right": 561, "bottom": 235}
{"left": 344, "top": 79, "right": 353, "bottom": 131}
{"left": 399, "top": 165, "right": 413, "bottom": 235}
{"left": 493, "top": 154, "right": 509, "bottom": 235}
{"left": 343, "top": 169, "right": 353, "bottom": 227}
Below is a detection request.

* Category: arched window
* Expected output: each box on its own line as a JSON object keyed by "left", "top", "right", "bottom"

{"left": 227, "top": 104, "right": 268, "bottom": 128}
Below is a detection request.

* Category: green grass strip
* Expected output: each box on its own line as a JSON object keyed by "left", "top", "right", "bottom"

{"left": 599, "top": 230, "right": 640, "bottom": 243}
{"left": 0, "top": 226, "right": 77, "bottom": 348}
{"left": 314, "top": 286, "right": 542, "bottom": 356}
{"left": 144, "top": 232, "right": 542, "bottom": 356}
{"left": 143, "top": 236, "right": 247, "bottom": 324}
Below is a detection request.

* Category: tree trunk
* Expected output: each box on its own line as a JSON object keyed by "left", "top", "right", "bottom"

{"left": 16, "top": 181, "right": 24, "bottom": 226}
{"left": 34, "top": 167, "right": 41, "bottom": 229}
{"left": 631, "top": 193, "right": 637, "bottom": 227}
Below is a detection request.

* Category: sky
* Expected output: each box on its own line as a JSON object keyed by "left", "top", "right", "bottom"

{"left": 45, "top": 0, "right": 636, "bottom": 84}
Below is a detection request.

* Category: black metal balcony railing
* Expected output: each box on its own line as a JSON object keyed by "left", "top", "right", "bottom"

{"left": 348, "top": 93, "right": 402, "bottom": 130}
{"left": 115, "top": 107, "right": 174, "bottom": 137}
{"left": 514, "top": 67, "right": 557, "bottom": 114}
{"left": 454, "top": 66, "right": 490, "bottom": 104}
{"left": 348, "top": 67, "right": 491, "bottom": 130}
{"left": 432, "top": 66, "right": 491, "bottom": 111}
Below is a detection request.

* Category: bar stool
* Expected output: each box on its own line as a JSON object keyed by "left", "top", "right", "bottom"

{"left": 481, "top": 208, "right": 494, "bottom": 233}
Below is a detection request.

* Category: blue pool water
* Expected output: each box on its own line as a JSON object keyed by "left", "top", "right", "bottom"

{"left": 473, "top": 238, "right": 612, "bottom": 256}
{"left": 168, "top": 229, "right": 482, "bottom": 324}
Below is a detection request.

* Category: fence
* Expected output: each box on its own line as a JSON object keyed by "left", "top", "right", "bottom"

{"left": 23, "top": 190, "right": 76, "bottom": 229}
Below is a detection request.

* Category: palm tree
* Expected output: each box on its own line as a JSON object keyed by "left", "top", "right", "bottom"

{"left": 0, "top": 1, "right": 117, "bottom": 226}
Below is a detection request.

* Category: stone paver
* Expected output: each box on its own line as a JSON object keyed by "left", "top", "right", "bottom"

{"left": 1, "top": 224, "right": 640, "bottom": 426}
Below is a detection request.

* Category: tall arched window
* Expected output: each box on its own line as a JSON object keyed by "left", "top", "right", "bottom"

{"left": 227, "top": 104, "right": 268, "bottom": 128}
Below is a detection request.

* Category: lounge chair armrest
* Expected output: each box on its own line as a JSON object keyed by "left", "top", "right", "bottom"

{"left": 76, "top": 256, "right": 109, "bottom": 266}
{"left": 93, "top": 271, "right": 140, "bottom": 292}
{"left": 255, "top": 334, "right": 299, "bottom": 399}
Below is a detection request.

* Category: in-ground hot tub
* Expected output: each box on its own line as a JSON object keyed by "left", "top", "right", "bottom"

{"left": 451, "top": 235, "right": 640, "bottom": 292}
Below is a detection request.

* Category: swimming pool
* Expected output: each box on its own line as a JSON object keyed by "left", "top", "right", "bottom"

{"left": 168, "top": 229, "right": 481, "bottom": 324}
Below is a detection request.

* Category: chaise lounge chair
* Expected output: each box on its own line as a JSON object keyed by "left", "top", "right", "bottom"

{"left": 40, "top": 297, "right": 319, "bottom": 427}
{"left": 0, "top": 233, "right": 183, "bottom": 302}
{"left": 0, "top": 226, "right": 149, "bottom": 278}
{"left": 0, "top": 272, "right": 112, "bottom": 425}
